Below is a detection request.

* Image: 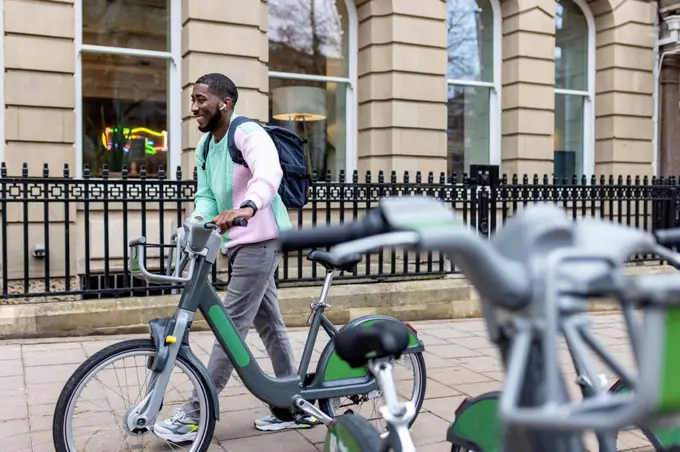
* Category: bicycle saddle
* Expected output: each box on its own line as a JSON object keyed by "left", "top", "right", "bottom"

{"left": 333, "top": 321, "right": 411, "bottom": 368}
{"left": 307, "top": 250, "right": 362, "bottom": 272}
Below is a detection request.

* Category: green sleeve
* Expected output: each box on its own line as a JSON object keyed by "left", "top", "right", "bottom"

{"left": 190, "top": 135, "right": 219, "bottom": 221}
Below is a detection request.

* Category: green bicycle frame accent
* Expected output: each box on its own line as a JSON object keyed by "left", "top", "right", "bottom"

{"left": 447, "top": 392, "right": 503, "bottom": 452}
{"left": 207, "top": 305, "right": 250, "bottom": 367}
{"left": 659, "top": 306, "right": 680, "bottom": 413}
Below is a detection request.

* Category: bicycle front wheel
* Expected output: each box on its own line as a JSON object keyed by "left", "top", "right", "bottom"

{"left": 325, "top": 414, "right": 382, "bottom": 452}
{"left": 52, "top": 339, "right": 216, "bottom": 452}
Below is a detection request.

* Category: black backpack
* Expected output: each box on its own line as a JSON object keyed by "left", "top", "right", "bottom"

{"left": 201, "top": 116, "right": 311, "bottom": 208}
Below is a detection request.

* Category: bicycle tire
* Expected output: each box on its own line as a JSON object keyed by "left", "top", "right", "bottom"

{"left": 325, "top": 413, "right": 383, "bottom": 452}
{"left": 609, "top": 378, "right": 667, "bottom": 451}
{"left": 52, "top": 339, "right": 216, "bottom": 452}
{"left": 319, "top": 351, "right": 427, "bottom": 431}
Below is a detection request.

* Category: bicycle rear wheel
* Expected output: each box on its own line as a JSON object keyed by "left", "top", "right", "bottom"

{"left": 320, "top": 351, "right": 427, "bottom": 434}
{"left": 52, "top": 339, "right": 216, "bottom": 452}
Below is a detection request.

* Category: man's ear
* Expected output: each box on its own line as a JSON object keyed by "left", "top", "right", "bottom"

{"left": 222, "top": 97, "right": 232, "bottom": 110}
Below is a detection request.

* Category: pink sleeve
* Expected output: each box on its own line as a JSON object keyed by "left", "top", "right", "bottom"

{"left": 234, "top": 124, "right": 283, "bottom": 209}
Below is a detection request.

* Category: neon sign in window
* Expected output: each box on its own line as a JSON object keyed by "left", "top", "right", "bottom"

{"left": 101, "top": 127, "right": 168, "bottom": 155}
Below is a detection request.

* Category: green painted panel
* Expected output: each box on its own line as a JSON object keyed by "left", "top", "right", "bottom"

{"left": 322, "top": 319, "right": 421, "bottom": 382}
{"left": 323, "top": 422, "right": 363, "bottom": 452}
{"left": 324, "top": 352, "right": 370, "bottom": 381}
{"left": 359, "top": 319, "right": 420, "bottom": 347}
{"left": 450, "top": 398, "right": 502, "bottom": 452}
{"left": 207, "top": 305, "right": 250, "bottom": 367}
{"left": 660, "top": 307, "right": 680, "bottom": 413}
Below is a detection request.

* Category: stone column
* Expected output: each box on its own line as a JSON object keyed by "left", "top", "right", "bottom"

{"left": 2, "top": 0, "right": 76, "bottom": 286}
{"left": 355, "top": 0, "right": 448, "bottom": 178}
{"left": 501, "top": 0, "right": 556, "bottom": 176}
{"left": 180, "top": 0, "right": 269, "bottom": 174}
{"left": 592, "top": 0, "right": 655, "bottom": 176}
{"left": 4, "top": 0, "right": 75, "bottom": 177}
{"left": 659, "top": 55, "right": 680, "bottom": 177}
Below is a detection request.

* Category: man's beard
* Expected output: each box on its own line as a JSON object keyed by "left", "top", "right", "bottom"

{"left": 198, "top": 108, "right": 222, "bottom": 133}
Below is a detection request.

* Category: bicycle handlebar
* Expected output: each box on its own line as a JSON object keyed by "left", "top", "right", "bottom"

{"left": 654, "top": 227, "right": 680, "bottom": 247}
{"left": 278, "top": 210, "right": 389, "bottom": 252}
{"left": 204, "top": 217, "right": 248, "bottom": 229}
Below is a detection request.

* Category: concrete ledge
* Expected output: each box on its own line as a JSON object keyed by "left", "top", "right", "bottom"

{"left": 0, "top": 264, "right": 676, "bottom": 339}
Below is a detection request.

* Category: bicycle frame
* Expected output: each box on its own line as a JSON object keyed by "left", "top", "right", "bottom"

{"left": 124, "top": 227, "right": 424, "bottom": 430}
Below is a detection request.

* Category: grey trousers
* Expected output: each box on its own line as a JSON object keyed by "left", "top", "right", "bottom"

{"left": 182, "top": 239, "right": 296, "bottom": 420}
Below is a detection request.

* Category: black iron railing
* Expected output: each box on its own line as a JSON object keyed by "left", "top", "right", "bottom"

{"left": 1, "top": 162, "right": 678, "bottom": 302}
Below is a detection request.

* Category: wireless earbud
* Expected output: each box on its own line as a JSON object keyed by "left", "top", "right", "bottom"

{"left": 219, "top": 104, "right": 226, "bottom": 111}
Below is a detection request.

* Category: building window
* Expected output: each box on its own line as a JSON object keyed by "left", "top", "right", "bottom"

{"left": 446, "top": 0, "right": 500, "bottom": 177}
{"left": 268, "top": 0, "right": 357, "bottom": 180}
{"left": 554, "top": 0, "right": 594, "bottom": 180}
{"left": 76, "top": 0, "right": 181, "bottom": 178}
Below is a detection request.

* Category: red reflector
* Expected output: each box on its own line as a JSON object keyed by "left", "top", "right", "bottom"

{"left": 456, "top": 396, "right": 471, "bottom": 410}
{"left": 403, "top": 320, "right": 418, "bottom": 334}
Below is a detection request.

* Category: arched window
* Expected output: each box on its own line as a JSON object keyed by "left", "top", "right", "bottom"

{"left": 554, "top": 0, "right": 595, "bottom": 180}
{"left": 268, "top": 0, "right": 357, "bottom": 180}
{"left": 446, "top": 0, "right": 501, "bottom": 177}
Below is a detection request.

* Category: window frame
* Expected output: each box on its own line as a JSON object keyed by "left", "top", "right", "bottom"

{"left": 554, "top": 0, "right": 596, "bottom": 178}
{"left": 267, "top": 0, "right": 358, "bottom": 176}
{"left": 445, "top": 0, "right": 502, "bottom": 170}
{"left": 73, "top": 0, "right": 182, "bottom": 179}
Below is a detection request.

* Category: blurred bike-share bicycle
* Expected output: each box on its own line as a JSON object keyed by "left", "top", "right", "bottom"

{"left": 273, "top": 195, "right": 680, "bottom": 452}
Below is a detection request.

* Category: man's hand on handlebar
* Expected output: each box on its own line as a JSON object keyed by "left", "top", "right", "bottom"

{"left": 211, "top": 209, "right": 253, "bottom": 234}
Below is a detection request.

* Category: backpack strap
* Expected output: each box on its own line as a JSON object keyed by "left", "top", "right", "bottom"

{"left": 200, "top": 131, "right": 212, "bottom": 171}
{"left": 226, "top": 115, "right": 259, "bottom": 169}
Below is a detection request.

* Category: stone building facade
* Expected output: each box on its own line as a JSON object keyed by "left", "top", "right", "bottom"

{"left": 0, "top": 0, "right": 666, "bottom": 282}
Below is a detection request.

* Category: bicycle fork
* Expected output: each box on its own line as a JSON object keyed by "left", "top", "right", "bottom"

{"left": 124, "top": 309, "right": 195, "bottom": 432}
{"left": 369, "top": 360, "right": 417, "bottom": 452}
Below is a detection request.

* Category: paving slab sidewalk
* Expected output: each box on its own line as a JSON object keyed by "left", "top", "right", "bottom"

{"left": 0, "top": 314, "right": 654, "bottom": 451}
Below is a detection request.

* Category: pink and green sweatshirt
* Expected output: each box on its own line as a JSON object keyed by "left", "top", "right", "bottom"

{"left": 190, "top": 114, "right": 292, "bottom": 251}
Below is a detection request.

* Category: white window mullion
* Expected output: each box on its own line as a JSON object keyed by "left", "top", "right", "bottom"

{"left": 489, "top": 87, "right": 500, "bottom": 166}
{"left": 491, "top": 0, "right": 502, "bottom": 167}
{"left": 168, "top": 0, "right": 182, "bottom": 179}
{"left": 584, "top": 0, "right": 596, "bottom": 178}
{"left": 554, "top": 88, "right": 589, "bottom": 96}
{"left": 268, "top": 71, "right": 351, "bottom": 85}
{"left": 583, "top": 94, "right": 594, "bottom": 177}
{"left": 344, "top": 81, "right": 357, "bottom": 175}
{"left": 346, "top": 0, "right": 358, "bottom": 175}
{"left": 80, "top": 44, "right": 172, "bottom": 60}
{"left": 74, "top": 0, "right": 83, "bottom": 179}
{"left": 446, "top": 79, "right": 495, "bottom": 89}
